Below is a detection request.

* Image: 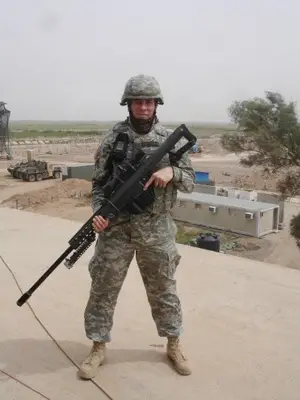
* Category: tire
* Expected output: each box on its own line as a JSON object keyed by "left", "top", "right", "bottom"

{"left": 36, "top": 173, "right": 43, "bottom": 181}
{"left": 53, "top": 171, "right": 61, "bottom": 179}
{"left": 28, "top": 174, "right": 36, "bottom": 182}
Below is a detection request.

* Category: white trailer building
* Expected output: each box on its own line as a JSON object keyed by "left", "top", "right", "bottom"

{"left": 172, "top": 192, "right": 279, "bottom": 238}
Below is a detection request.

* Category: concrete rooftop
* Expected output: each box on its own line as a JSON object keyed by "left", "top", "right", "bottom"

{"left": 1, "top": 207, "right": 300, "bottom": 400}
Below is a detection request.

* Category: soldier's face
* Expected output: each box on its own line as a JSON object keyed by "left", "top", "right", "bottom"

{"left": 130, "top": 99, "right": 156, "bottom": 119}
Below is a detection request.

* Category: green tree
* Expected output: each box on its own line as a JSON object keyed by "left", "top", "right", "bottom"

{"left": 220, "top": 91, "right": 300, "bottom": 248}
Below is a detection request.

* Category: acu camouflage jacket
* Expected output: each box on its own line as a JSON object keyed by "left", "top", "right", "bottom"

{"left": 92, "top": 120, "right": 195, "bottom": 215}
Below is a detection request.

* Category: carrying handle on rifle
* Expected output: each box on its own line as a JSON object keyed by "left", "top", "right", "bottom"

{"left": 170, "top": 124, "right": 197, "bottom": 161}
{"left": 179, "top": 124, "right": 197, "bottom": 142}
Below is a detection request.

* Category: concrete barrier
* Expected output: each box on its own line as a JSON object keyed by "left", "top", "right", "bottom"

{"left": 193, "top": 183, "right": 216, "bottom": 195}
{"left": 62, "top": 164, "right": 94, "bottom": 181}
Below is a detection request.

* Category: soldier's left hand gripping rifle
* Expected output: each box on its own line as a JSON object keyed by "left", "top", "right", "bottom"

{"left": 16, "top": 124, "right": 196, "bottom": 307}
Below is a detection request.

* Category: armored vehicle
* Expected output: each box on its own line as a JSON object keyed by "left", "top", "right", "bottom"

{"left": 21, "top": 161, "right": 62, "bottom": 182}
{"left": 18, "top": 160, "right": 39, "bottom": 179}
{"left": 7, "top": 160, "right": 28, "bottom": 178}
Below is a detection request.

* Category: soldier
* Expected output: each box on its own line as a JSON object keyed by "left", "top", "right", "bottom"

{"left": 78, "top": 74, "right": 195, "bottom": 379}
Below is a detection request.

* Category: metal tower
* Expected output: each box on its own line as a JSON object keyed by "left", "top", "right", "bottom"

{"left": 0, "top": 101, "right": 12, "bottom": 160}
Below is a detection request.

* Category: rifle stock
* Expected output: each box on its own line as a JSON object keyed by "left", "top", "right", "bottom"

{"left": 16, "top": 124, "right": 196, "bottom": 307}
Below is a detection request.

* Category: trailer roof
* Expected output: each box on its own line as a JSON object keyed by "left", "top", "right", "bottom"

{"left": 177, "top": 192, "right": 279, "bottom": 212}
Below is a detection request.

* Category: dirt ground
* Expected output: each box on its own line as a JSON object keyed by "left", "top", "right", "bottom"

{"left": 1, "top": 137, "right": 299, "bottom": 270}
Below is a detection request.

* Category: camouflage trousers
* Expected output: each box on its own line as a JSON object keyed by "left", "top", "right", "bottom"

{"left": 84, "top": 211, "right": 183, "bottom": 342}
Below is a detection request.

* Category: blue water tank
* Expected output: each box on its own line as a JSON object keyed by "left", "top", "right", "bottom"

{"left": 195, "top": 171, "right": 209, "bottom": 183}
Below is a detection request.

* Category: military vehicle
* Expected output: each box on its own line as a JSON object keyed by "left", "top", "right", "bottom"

{"left": 21, "top": 161, "right": 62, "bottom": 182}
{"left": 7, "top": 160, "right": 28, "bottom": 178}
{"left": 18, "top": 160, "right": 39, "bottom": 179}
{"left": 7, "top": 160, "right": 42, "bottom": 179}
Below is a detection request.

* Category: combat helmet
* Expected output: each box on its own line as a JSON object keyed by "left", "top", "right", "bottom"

{"left": 120, "top": 74, "right": 164, "bottom": 106}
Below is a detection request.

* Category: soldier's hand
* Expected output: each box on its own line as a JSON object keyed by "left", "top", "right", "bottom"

{"left": 92, "top": 216, "right": 109, "bottom": 233}
{"left": 144, "top": 167, "right": 173, "bottom": 190}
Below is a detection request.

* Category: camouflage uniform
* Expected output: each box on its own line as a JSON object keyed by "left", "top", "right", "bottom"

{"left": 79, "top": 75, "right": 195, "bottom": 379}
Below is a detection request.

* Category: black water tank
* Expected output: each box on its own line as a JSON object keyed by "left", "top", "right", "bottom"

{"left": 196, "top": 233, "right": 220, "bottom": 252}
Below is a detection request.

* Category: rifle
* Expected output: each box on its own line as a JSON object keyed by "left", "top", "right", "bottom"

{"left": 16, "top": 124, "right": 196, "bottom": 307}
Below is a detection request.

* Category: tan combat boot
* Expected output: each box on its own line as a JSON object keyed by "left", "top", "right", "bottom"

{"left": 167, "top": 337, "right": 191, "bottom": 375}
{"left": 78, "top": 341, "right": 106, "bottom": 379}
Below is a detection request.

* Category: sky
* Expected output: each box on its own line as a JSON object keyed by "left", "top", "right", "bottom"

{"left": 1, "top": 0, "right": 300, "bottom": 122}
